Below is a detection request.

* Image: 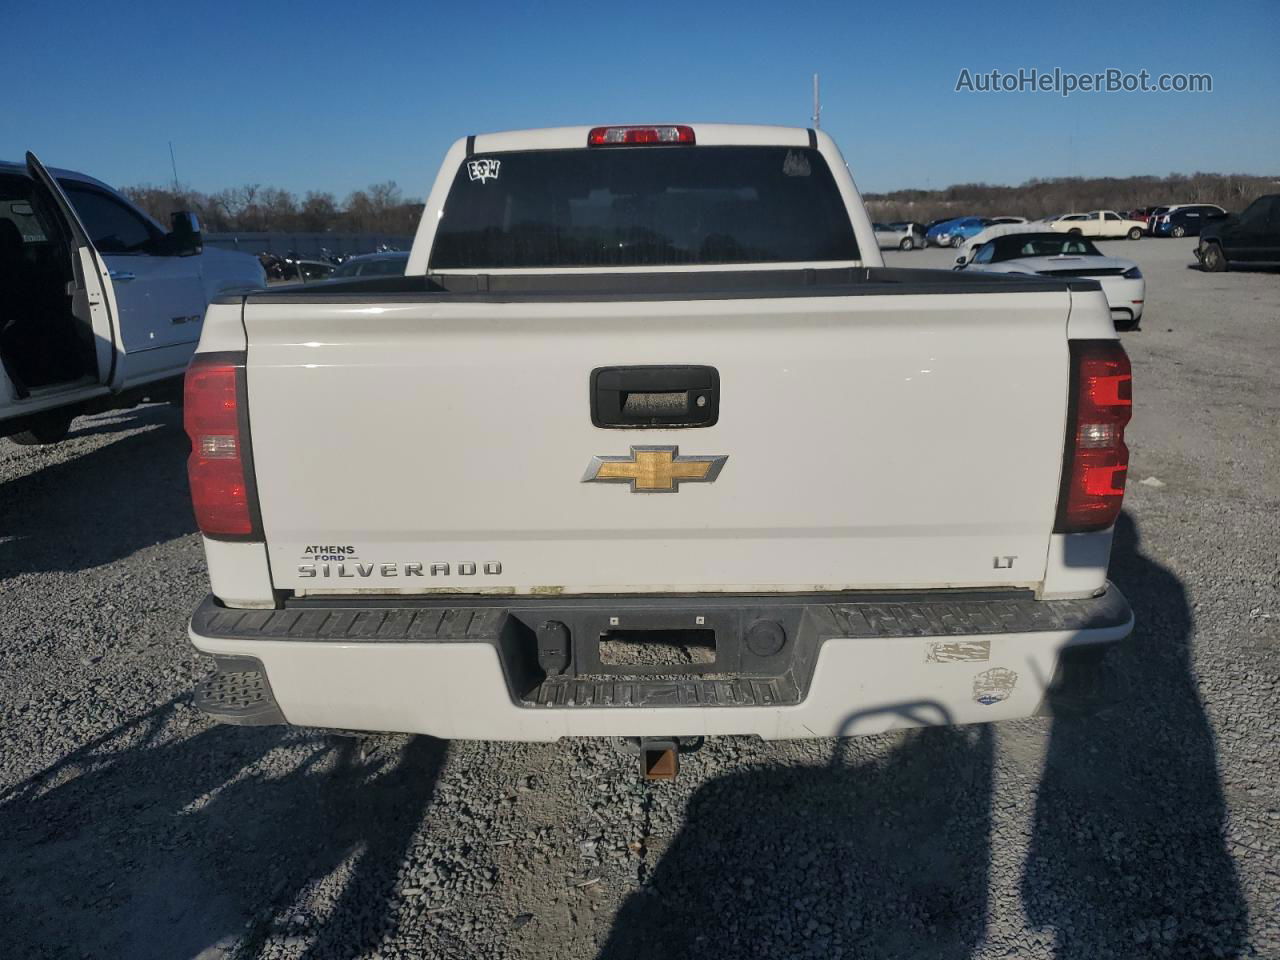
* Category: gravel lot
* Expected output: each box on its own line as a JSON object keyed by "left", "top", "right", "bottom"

{"left": 1, "top": 237, "right": 1276, "bottom": 959}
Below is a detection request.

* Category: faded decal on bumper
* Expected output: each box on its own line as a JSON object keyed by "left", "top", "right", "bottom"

{"left": 926, "top": 639, "right": 991, "bottom": 663}
{"left": 973, "top": 667, "right": 1018, "bottom": 705}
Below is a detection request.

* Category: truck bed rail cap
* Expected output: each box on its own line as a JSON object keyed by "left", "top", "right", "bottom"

{"left": 225, "top": 266, "right": 1099, "bottom": 306}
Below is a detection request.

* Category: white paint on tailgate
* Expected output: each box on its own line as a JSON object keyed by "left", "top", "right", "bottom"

{"left": 197, "top": 302, "right": 248, "bottom": 353}
{"left": 202, "top": 538, "right": 275, "bottom": 607}
{"left": 1040, "top": 530, "right": 1115, "bottom": 599}
{"left": 244, "top": 287, "right": 1071, "bottom": 595}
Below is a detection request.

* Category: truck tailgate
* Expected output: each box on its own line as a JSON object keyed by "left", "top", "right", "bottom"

{"left": 243, "top": 287, "right": 1071, "bottom": 595}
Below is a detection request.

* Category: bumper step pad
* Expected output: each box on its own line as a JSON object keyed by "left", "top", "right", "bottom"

{"left": 193, "top": 655, "right": 286, "bottom": 725}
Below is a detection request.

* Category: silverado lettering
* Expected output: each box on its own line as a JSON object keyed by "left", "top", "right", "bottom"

{"left": 298, "top": 561, "right": 504, "bottom": 578}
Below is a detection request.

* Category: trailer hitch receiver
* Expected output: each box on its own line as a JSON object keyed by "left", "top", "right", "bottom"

{"left": 639, "top": 738, "right": 679, "bottom": 780}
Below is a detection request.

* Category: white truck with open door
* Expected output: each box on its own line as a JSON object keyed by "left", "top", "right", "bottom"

{"left": 0, "top": 154, "right": 264, "bottom": 444}
{"left": 184, "top": 125, "right": 1134, "bottom": 751}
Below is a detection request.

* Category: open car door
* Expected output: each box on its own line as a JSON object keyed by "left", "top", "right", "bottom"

{"left": 25, "top": 152, "right": 125, "bottom": 390}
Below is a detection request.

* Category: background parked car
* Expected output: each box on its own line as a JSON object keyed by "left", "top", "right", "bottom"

{"left": 282, "top": 258, "right": 335, "bottom": 282}
{"left": 1048, "top": 210, "right": 1145, "bottom": 240}
{"left": 332, "top": 250, "right": 411, "bottom": 277}
{"left": 872, "top": 222, "right": 924, "bottom": 250}
{"left": 1150, "top": 204, "right": 1228, "bottom": 238}
{"left": 955, "top": 231, "right": 1145, "bottom": 330}
{"left": 960, "top": 220, "right": 1043, "bottom": 255}
{"left": 1196, "top": 194, "right": 1280, "bottom": 271}
{"left": 926, "top": 216, "right": 986, "bottom": 248}
{"left": 922, "top": 217, "right": 957, "bottom": 243}
{"left": 892, "top": 221, "right": 928, "bottom": 249}
{"left": 1145, "top": 203, "right": 1219, "bottom": 235}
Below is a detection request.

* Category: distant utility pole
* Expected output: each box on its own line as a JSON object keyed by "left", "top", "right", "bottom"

{"left": 169, "top": 141, "right": 180, "bottom": 193}
{"left": 811, "top": 73, "right": 821, "bottom": 128}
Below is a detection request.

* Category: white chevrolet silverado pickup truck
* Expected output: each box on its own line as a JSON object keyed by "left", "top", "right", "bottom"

{"left": 185, "top": 124, "right": 1133, "bottom": 753}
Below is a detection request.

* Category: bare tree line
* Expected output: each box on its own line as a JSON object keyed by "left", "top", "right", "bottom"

{"left": 121, "top": 181, "right": 423, "bottom": 234}
{"left": 864, "top": 172, "right": 1279, "bottom": 222}
{"left": 122, "top": 170, "right": 1278, "bottom": 235}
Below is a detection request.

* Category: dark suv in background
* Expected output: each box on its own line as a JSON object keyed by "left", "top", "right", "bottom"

{"left": 1151, "top": 204, "right": 1227, "bottom": 237}
{"left": 1197, "top": 195, "right": 1280, "bottom": 271}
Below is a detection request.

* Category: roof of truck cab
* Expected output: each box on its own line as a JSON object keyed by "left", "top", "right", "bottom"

{"left": 468, "top": 124, "right": 815, "bottom": 154}
{"left": 0, "top": 160, "right": 118, "bottom": 192}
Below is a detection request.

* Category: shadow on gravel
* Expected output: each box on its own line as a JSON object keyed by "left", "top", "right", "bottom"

{"left": 1184, "top": 263, "right": 1280, "bottom": 274}
{"left": 0, "top": 404, "right": 195, "bottom": 579}
{"left": 1022, "top": 512, "right": 1249, "bottom": 958}
{"left": 63, "top": 406, "right": 177, "bottom": 441}
{"left": 0, "top": 702, "right": 445, "bottom": 960}
{"left": 601, "top": 723, "right": 994, "bottom": 959}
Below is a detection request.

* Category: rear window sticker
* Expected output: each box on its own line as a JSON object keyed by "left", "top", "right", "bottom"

{"left": 782, "top": 150, "right": 811, "bottom": 177}
{"left": 467, "top": 158, "right": 501, "bottom": 183}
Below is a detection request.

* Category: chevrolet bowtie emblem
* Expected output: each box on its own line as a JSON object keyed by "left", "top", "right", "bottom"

{"left": 582, "top": 445, "right": 728, "bottom": 493}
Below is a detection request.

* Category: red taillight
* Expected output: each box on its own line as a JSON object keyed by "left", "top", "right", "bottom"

{"left": 184, "top": 353, "right": 260, "bottom": 539}
{"left": 587, "top": 125, "right": 695, "bottom": 147}
{"left": 1055, "top": 340, "right": 1132, "bottom": 533}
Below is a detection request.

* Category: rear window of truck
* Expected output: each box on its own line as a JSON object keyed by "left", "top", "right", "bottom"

{"left": 429, "top": 146, "right": 859, "bottom": 269}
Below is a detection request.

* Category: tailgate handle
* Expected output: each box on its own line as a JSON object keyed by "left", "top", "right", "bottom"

{"left": 591, "top": 365, "right": 719, "bottom": 428}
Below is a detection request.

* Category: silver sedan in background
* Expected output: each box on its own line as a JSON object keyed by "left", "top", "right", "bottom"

{"left": 872, "top": 221, "right": 926, "bottom": 250}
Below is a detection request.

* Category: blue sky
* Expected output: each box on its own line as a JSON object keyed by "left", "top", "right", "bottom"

{"left": 3, "top": 0, "right": 1277, "bottom": 200}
